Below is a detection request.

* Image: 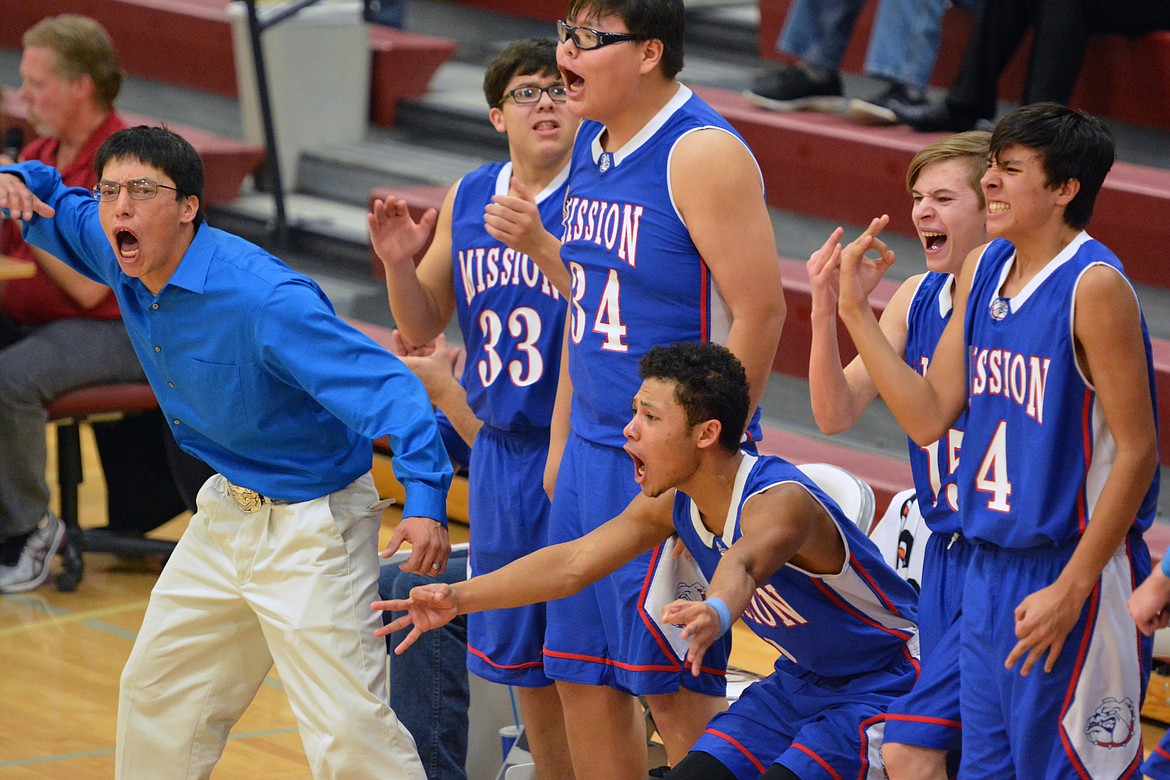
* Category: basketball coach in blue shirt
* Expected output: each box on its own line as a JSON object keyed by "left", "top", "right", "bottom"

{"left": 0, "top": 125, "right": 452, "bottom": 780}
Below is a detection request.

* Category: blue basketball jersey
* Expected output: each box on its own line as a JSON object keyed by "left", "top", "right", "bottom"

{"left": 451, "top": 162, "right": 567, "bottom": 432}
{"left": 672, "top": 454, "right": 920, "bottom": 680}
{"left": 960, "top": 235, "right": 1159, "bottom": 547}
{"left": 904, "top": 272, "right": 964, "bottom": 534}
{"left": 560, "top": 86, "right": 763, "bottom": 449}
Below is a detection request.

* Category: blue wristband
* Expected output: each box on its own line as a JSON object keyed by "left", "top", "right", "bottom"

{"left": 705, "top": 597, "right": 732, "bottom": 635}
{"left": 1161, "top": 551, "right": 1170, "bottom": 579}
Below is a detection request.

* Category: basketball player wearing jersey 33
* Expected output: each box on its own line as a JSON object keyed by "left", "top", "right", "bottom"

{"left": 805, "top": 131, "right": 989, "bottom": 779}
{"left": 369, "top": 38, "right": 577, "bottom": 779}
{"left": 836, "top": 103, "right": 1158, "bottom": 778}
{"left": 375, "top": 342, "right": 919, "bottom": 780}
{"left": 478, "top": 1, "right": 786, "bottom": 777}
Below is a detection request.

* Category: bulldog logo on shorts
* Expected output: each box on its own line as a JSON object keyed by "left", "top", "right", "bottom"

{"left": 675, "top": 581, "right": 706, "bottom": 603}
{"left": 1084, "top": 697, "right": 1136, "bottom": 749}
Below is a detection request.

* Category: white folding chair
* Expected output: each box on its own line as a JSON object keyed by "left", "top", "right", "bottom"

{"left": 795, "top": 462, "right": 877, "bottom": 536}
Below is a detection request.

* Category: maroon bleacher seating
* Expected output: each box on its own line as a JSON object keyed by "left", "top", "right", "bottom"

{"left": 367, "top": 185, "right": 450, "bottom": 276}
{"left": 758, "top": 0, "right": 1170, "bottom": 132}
{"left": 369, "top": 26, "right": 459, "bottom": 127}
{"left": 1, "top": 86, "right": 264, "bottom": 206}
{"left": 0, "top": 0, "right": 239, "bottom": 97}
{"left": 0, "top": 0, "right": 456, "bottom": 127}
{"left": 447, "top": 0, "right": 561, "bottom": 22}
{"left": 46, "top": 382, "right": 170, "bottom": 592}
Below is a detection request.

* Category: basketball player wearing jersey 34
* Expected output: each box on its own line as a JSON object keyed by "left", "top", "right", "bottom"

{"left": 806, "top": 131, "right": 989, "bottom": 779}
{"left": 482, "top": 1, "right": 785, "bottom": 777}
{"left": 836, "top": 103, "right": 1158, "bottom": 778}
{"left": 376, "top": 342, "right": 919, "bottom": 780}
{"left": 369, "top": 38, "right": 577, "bottom": 779}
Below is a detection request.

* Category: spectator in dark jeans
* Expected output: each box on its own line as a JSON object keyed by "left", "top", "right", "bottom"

{"left": 892, "top": 0, "right": 1170, "bottom": 131}
{"left": 747, "top": 0, "right": 979, "bottom": 124}
{"left": 382, "top": 545, "right": 470, "bottom": 780}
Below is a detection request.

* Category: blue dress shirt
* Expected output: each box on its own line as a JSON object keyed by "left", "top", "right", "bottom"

{"left": 8, "top": 161, "right": 451, "bottom": 520}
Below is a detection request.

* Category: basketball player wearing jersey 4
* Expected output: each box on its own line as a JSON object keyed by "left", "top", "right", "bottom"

{"left": 836, "top": 103, "right": 1158, "bottom": 778}
{"left": 369, "top": 39, "right": 577, "bottom": 779}
{"left": 376, "top": 342, "right": 919, "bottom": 780}
{"left": 806, "top": 131, "right": 989, "bottom": 779}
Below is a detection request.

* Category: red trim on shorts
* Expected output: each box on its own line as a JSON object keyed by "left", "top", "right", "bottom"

{"left": 542, "top": 647, "right": 690, "bottom": 674}
{"left": 792, "top": 742, "right": 843, "bottom": 780}
{"left": 1058, "top": 580, "right": 1100, "bottom": 780}
{"left": 706, "top": 728, "right": 766, "bottom": 774}
{"left": 882, "top": 713, "right": 962, "bottom": 730}
{"left": 1155, "top": 741, "right": 1170, "bottom": 761}
{"left": 635, "top": 541, "right": 684, "bottom": 672}
{"left": 856, "top": 714, "right": 884, "bottom": 780}
{"left": 467, "top": 644, "right": 544, "bottom": 671}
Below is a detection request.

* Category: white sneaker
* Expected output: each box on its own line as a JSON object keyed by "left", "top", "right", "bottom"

{"left": 0, "top": 513, "right": 65, "bottom": 593}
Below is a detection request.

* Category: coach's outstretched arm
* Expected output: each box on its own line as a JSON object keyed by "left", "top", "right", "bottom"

{"left": 0, "top": 170, "right": 57, "bottom": 222}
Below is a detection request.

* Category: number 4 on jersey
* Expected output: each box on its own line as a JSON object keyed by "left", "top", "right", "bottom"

{"left": 569, "top": 263, "right": 628, "bottom": 352}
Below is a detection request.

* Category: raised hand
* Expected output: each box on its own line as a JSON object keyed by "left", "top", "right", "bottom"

{"left": 367, "top": 196, "right": 439, "bottom": 271}
{"left": 484, "top": 177, "right": 545, "bottom": 258}
{"left": 806, "top": 226, "right": 845, "bottom": 318}
{"left": 836, "top": 216, "right": 896, "bottom": 318}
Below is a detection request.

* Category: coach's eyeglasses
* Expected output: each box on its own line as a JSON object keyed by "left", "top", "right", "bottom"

{"left": 499, "top": 85, "right": 569, "bottom": 106}
{"left": 93, "top": 179, "right": 179, "bottom": 201}
{"left": 556, "top": 20, "right": 647, "bottom": 50}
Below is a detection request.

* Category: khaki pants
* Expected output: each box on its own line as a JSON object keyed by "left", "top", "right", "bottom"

{"left": 116, "top": 473, "right": 423, "bottom": 780}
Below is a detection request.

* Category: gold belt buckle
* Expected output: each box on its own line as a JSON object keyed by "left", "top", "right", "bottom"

{"left": 225, "top": 482, "right": 266, "bottom": 512}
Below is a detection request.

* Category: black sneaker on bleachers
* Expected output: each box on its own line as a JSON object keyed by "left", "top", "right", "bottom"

{"left": 892, "top": 98, "right": 987, "bottom": 133}
{"left": 746, "top": 65, "right": 846, "bottom": 113}
{"left": 847, "top": 82, "right": 927, "bottom": 126}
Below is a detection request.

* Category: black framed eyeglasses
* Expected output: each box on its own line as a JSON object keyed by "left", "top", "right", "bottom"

{"left": 499, "top": 84, "right": 569, "bottom": 106}
{"left": 556, "top": 20, "right": 646, "bottom": 50}
{"left": 93, "top": 178, "right": 179, "bottom": 202}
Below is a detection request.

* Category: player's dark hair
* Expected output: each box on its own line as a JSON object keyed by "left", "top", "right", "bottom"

{"left": 96, "top": 125, "right": 204, "bottom": 225}
{"left": 483, "top": 38, "right": 560, "bottom": 108}
{"left": 990, "top": 102, "right": 1114, "bottom": 230}
{"left": 639, "top": 342, "right": 748, "bottom": 453}
{"left": 565, "top": 0, "right": 684, "bottom": 78}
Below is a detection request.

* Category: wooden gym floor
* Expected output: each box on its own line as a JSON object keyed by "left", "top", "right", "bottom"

{"left": 0, "top": 425, "right": 1164, "bottom": 777}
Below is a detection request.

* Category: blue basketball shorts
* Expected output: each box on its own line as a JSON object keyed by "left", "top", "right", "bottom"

{"left": 959, "top": 533, "right": 1152, "bottom": 779}
{"left": 465, "top": 426, "right": 555, "bottom": 687}
{"left": 884, "top": 532, "right": 972, "bottom": 753}
{"left": 1143, "top": 729, "right": 1170, "bottom": 779}
{"left": 543, "top": 433, "right": 728, "bottom": 697}
{"left": 693, "top": 659, "right": 916, "bottom": 779}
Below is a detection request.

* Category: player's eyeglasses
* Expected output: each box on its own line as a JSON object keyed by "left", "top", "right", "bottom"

{"left": 556, "top": 20, "right": 646, "bottom": 50}
{"left": 93, "top": 179, "right": 179, "bottom": 201}
{"left": 499, "top": 85, "right": 569, "bottom": 106}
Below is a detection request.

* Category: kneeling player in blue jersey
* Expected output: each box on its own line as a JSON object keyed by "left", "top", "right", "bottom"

{"left": 375, "top": 341, "right": 920, "bottom": 779}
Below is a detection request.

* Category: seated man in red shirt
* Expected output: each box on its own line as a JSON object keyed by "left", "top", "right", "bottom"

{"left": 0, "top": 15, "right": 154, "bottom": 592}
